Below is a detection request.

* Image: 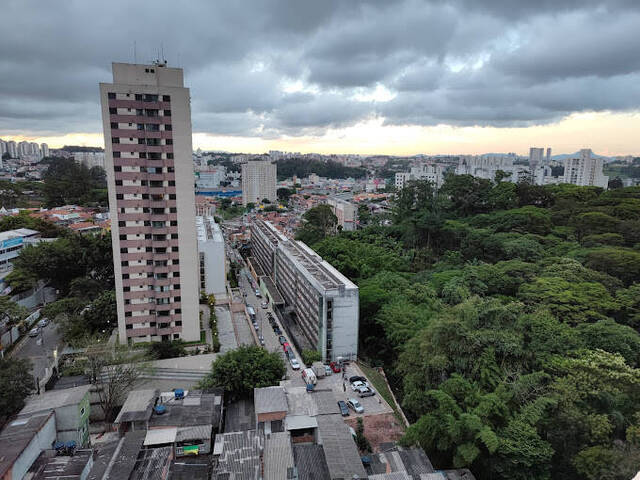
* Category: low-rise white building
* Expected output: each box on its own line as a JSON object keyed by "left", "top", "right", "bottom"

{"left": 326, "top": 197, "right": 357, "bottom": 231}
{"left": 0, "top": 228, "right": 41, "bottom": 272}
{"left": 196, "top": 216, "right": 226, "bottom": 296}
{"left": 395, "top": 164, "right": 446, "bottom": 190}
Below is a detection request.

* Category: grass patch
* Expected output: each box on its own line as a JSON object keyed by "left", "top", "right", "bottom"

{"left": 183, "top": 330, "right": 207, "bottom": 345}
{"left": 359, "top": 362, "right": 402, "bottom": 420}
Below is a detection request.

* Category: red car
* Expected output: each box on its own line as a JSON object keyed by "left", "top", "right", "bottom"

{"left": 282, "top": 342, "right": 289, "bottom": 351}
{"left": 329, "top": 361, "right": 341, "bottom": 373}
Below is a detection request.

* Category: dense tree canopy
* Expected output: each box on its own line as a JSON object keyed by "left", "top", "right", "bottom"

{"left": 276, "top": 158, "right": 366, "bottom": 180}
{"left": 295, "top": 204, "right": 338, "bottom": 245}
{"left": 306, "top": 177, "right": 640, "bottom": 480}
{"left": 42, "top": 158, "right": 107, "bottom": 207}
{"left": 198, "top": 345, "right": 285, "bottom": 400}
{"left": 0, "top": 358, "right": 35, "bottom": 427}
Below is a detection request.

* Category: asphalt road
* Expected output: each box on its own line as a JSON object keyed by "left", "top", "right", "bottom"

{"left": 13, "top": 321, "right": 62, "bottom": 385}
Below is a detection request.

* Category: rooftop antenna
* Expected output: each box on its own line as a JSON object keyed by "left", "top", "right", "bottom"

{"left": 161, "top": 42, "right": 165, "bottom": 62}
{"left": 133, "top": 41, "right": 137, "bottom": 64}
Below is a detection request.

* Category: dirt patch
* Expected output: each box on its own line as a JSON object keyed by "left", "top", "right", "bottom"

{"left": 345, "top": 412, "right": 406, "bottom": 453}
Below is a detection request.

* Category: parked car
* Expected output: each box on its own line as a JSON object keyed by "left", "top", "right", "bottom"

{"left": 290, "top": 357, "right": 301, "bottom": 370}
{"left": 351, "top": 380, "right": 367, "bottom": 391}
{"left": 337, "top": 400, "right": 350, "bottom": 416}
{"left": 259, "top": 335, "right": 265, "bottom": 346}
{"left": 325, "top": 365, "right": 333, "bottom": 376}
{"left": 274, "top": 327, "right": 282, "bottom": 336}
{"left": 347, "top": 398, "right": 364, "bottom": 414}
{"left": 357, "top": 386, "right": 376, "bottom": 398}
{"left": 28, "top": 327, "right": 40, "bottom": 337}
{"left": 252, "top": 322, "right": 259, "bottom": 331}
{"left": 38, "top": 318, "right": 49, "bottom": 328}
{"left": 282, "top": 342, "right": 290, "bottom": 351}
{"left": 349, "top": 375, "right": 366, "bottom": 384}
{"left": 261, "top": 302, "right": 268, "bottom": 309}
{"left": 329, "top": 362, "right": 341, "bottom": 373}
{"left": 278, "top": 336, "right": 287, "bottom": 345}
{"left": 255, "top": 289, "right": 262, "bottom": 298}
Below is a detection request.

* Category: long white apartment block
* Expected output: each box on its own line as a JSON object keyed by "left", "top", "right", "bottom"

{"left": 563, "top": 148, "right": 609, "bottom": 188}
{"left": 196, "top": 216, "right": 226, "bottom": 296}
{"left": 251, "top": 220, "right": 358, "bottom": 362}
{"left": 395, "top": 163, "right": 446, "bottom": 190}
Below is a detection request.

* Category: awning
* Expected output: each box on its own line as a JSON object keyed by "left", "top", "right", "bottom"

{"left": 144, "top": 427, "right": 177, "bottom": 446}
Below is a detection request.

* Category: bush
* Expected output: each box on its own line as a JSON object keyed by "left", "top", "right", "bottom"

{"left": 147, "top": 340, "right": 187, "bottom": 360}
{"left": 301, "top": 349, "right": 322, "bottom": 366}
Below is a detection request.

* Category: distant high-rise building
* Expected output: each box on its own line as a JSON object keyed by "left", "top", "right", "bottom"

{"left": 529, "top": 147, "right": 544, "bottom": 172}
{"left": 0, "top": 139, "right": 6, "bottom": 156}
{"left": 241, "top": 160, "right": 276, "bottom": 206}
{"left": 6, "top": 141, "right": 17, "bottom": 158}
{"left": 546, "top": 147, "right": 552, "bottom": 162}
{"left": 562, "top": 148, "right": 609, "bottom": 189}
{"left": 100, "top": 62, "right": 200, "bottom": 344}
{"left": 41, "top": 143, "right": 49, "bottom": 158}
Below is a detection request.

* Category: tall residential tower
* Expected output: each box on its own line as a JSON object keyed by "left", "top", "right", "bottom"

{"left": 241, "top": 160, "right": 277, "bottom": 206}
{"left": 100, "top": 62, "right": 199, "bottom": 344}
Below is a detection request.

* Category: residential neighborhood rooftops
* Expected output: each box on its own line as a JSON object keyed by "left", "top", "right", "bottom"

{"left": 148, "top": 391, "right": 222, "bottom": 428}
{"left": 293, "top": 444, "right": 331, "bottom": 480}
{"left": 212, "top": 430, "right": 263, "bottom": 480}
{"left": 0, "top": 412, "right": 55, "bottom": 478}
{"left": 254, "top": 386, "right": 287, "bottom": 415}
{"left": 113, "top": 389, "right": 157, "bottom": 425}
{"left": 263, "top": 431, "right": 295, "bottom": 480}
{"left": 316, "top": 413, "right": 367, "bottom": 480}
{"left": 27, "top": 449, "right": 93, "bottom": 479}
{"left": 18, "top": 385, "right": 90, "bottom": 416}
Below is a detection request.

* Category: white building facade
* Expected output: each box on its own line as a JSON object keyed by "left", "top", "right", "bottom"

{"left": 241, "top": 160, "right": 277, "bottom": 206}
{"left": 563, "top": 149, "right": 609, "bottom": 188}
{"left": 196, "top": 216, "right": 226, "bottom": 296}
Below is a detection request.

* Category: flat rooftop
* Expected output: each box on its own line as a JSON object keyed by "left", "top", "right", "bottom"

{"left": 19, "top": 385, "right": 90, "bottom": 416}
{"left": 196, "top": 216, "right": 223, "bottom": 243}
{"left": 253, "top": 219, "right": 287, "bottom": 247}
{"left": 148, "top": 391, "right": 223, "bottom": 428}
{"left": 113, "top": 389, "right": 157, "bottom": 424}
{"left": 0, "top": 412, "right": 54, "bottom": 478}
{"left": 28, "top": 449, "right": 93, "bottom": 479}
{"left": 316, "top": 414, "right": 367, "bottom": 480}
{"left": 254, "top": 386, "right": 287, "bottom": 415}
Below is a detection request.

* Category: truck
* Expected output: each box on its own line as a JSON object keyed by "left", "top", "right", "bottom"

{"left": 302, "top": 368, "right": 317, "bottom": 386}
{"left": 311, "top": 361, "right": 326, "bottom": 378}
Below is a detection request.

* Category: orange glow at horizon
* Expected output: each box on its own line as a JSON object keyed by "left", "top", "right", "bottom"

{"left": 3, "top": 111, "right": 639, "bottom": 157}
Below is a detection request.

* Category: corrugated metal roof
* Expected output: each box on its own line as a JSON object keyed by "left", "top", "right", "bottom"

{"left": 284, "top": 415, "right": 317, "bottom": 431}
{"left": 114, "top": 389, "right": 157, "bottom": 424}
{"left": 263, "top": 432, "right": 295, "bottom": 480}
{"left": 144, "top": 427, "right": 177, "bottom": 446}
{"left": 254, "top": 386, "right": 287, "bottom": 414}
{"left": 369, "top": 473, "right": 414, "bottom": 480}
{"left": 176, "top": 425, "right": 213, "bottom": 442}
{"left": 316, "top": 414, "right": 367, "bottom": 480}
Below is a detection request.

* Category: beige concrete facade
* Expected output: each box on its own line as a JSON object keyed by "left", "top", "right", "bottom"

{"left": 100, "top": 62, "right": 199, "bottom": 343}
{"left": 241, "top": 160, "right": 277, "bottom": 206}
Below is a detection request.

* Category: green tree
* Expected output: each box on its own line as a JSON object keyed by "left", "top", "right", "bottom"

{"left": 295, "top": 204, "right": 338, "bottom": 245}
{"left": 147, "top": 340, "right": 187, "bottom": 359}
{"left": 355, "top": 417, "right": 372, "bottom": 453}
{"left": 42, "top": 158, "right": 107, "bottom": 207}
{"left": 0, "top": 296, "right": 28, "bottom": 327}
{"left": 301, "top": 349, "right": 322, "bottom": 366}
{"left": 0, "top": 358, "right": 35, "bottom": 427}
{"left": 198, "top": 345, "right": 285, "bottom": 399}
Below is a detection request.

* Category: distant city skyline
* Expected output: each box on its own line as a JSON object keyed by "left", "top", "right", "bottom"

{"left": 3, "top": 110, "right": 639, "bottom": 158}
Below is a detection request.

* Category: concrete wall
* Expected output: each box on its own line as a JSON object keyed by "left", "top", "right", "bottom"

{"left": 328, "top": 289, "right": 359, "bottom": 362}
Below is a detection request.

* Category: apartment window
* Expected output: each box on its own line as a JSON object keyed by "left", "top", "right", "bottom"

{"left": 173, "top": 271, "right": 180, "bottom": 278}
{"left": 118, "top": 221, "right": 125, "bottom": 227}
{"left": 169, "top": 194, "right": 176, "bottom": 200}
{"left": 173, "top": 334, "right": 180, "bottom": 339}
{"left": 110, "top": 122, "right": 118, "bottom": 129}
{"left": 118, "top": 234, "right": 126, "bottom": 241}
{"left": 146, "top": 247, "right": 153, "bottom": 252}
{"left": 170, "top": 220, "right": 177, "bottom": 226}
{"left": 172, "top": 259, "right": 179, "bottom": 265}
{"left": 137, "top": 123, "right": 144, "bottom": 130}
{"left": 167, "top": 153, "right": 174, "bottom": 159}
{"left": 164, "top": 110, "right": 171, "bottom": 116}
{"left": 113, "top": 152, "right": 121, "bottom": 158}
{"left": 109, "top": 107, "right": 117, "bottom": 114}
{"left": 114, "top": 166, "right": 122, "bottom": 172}
{"left": 108, "top": 92, "right": 116, "bottom": 99}
{"left": 139, "top": 152, "right": 147, "bottom": 159}
{"left": 171, "top": 247, "right": 179, "bottom": 252}
{"left": 170, "top": 233, "right": 178, "bottom": 239}
{"left": 170, "top": 208, "right": 177, "bottom": 213}
{"left": 115, "top": 180, "right": 122, "bottom": 186}
{"left": 126, "top": 324, "right": 132, "bottom": 329}
{"left": 135, "top": 94, "right": 143, "bottom": 101}
{"left": 175, "top": 321, "right": 182, "bottom": 326}
{"left": 165, "top": 124, "right": 172, "bottom": 131}
{"left": 168, "top": 167, "right": 175, "bottom": 173}
{"left": 123, "top": 286, "right": 130, "bottom": 292}
{"left": 175, "top": 308, "right": 181, "bottom": 314}
{"left": 120, "top": 248, "right": 127, "bottom": 253}
{"left": 162, "top": 95, "right": 170, "bottom": 102}
{"left": 143, "top": 94, "right": 158, "bottom": 102}
{"left": 173, "top": 284, "right": 181, "bottom": 289}
{"left": 166, "top": 139, "right": 173, "bottom": 145}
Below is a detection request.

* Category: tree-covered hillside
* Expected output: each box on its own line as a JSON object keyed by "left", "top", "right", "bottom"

{"left": 310, "top": 175, "right": 640, "bottom": 480}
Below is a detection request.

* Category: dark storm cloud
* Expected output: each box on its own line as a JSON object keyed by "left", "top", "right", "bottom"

{"left": 1, "top": 0, "right": 639, "bottom": 138}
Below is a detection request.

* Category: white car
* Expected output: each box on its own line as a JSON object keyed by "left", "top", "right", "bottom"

{"left": 351, "top": 380, "right": 369, "bottom": 391}
{"left": 290, "top": 357, "right": 301, "bottom": 370}
{"left": 347, "top": 398, "right": 364, "bottom": 414}
{"left": 28, "top": 327, "right": 40, "bottom": 337}
{"left": 38, "top": 318, "right": 49, "bottom": 328}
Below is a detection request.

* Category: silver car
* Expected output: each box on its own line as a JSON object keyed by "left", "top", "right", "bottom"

{"left": 347, "top": 398, "right": 364, "bottom": 414}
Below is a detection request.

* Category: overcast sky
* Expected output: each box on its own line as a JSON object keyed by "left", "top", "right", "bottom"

{"left": 2, "top": 0, "right": 640, "bottom": 155}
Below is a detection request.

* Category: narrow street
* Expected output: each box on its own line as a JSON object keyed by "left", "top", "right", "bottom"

{"left": 11, "top": 320, "right": 62, "bottom": 387}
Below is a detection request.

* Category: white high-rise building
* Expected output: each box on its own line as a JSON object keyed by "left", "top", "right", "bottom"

{"left": 41, "top": 143, "right": 49, "bottom": 158}
{"left": 241, "top": 160, "right": 277, "bottom": 206}
{"left": 100, "top": 62, "right": 200, "bottom": 344}
{"left": 395, "top": 163, "right": 446, "bottom": 190}
{"left": 6, "top": 141, "right": 17, "bottom": 158}
{"left": 196, "top": 216, "right": 226, "bottom": 296}
{"left": 562, "top": 149, "right": 609, "bottom": 189}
